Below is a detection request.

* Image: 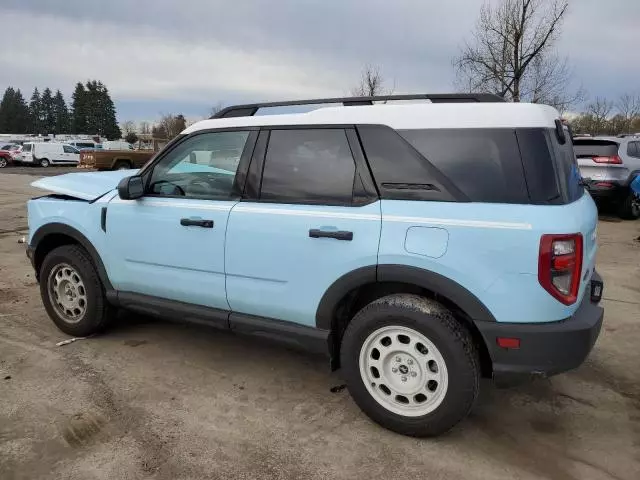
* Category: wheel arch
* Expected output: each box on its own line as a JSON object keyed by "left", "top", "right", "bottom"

{"left": 31, "top": 223, "right": 113, "bottom": 290}
{"left": 316, "top": 264, "right": 495, "bottom": 375}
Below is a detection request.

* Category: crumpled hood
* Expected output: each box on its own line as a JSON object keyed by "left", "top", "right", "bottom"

{"left": 31, "top": 169, "right": 139, "bottom": 201}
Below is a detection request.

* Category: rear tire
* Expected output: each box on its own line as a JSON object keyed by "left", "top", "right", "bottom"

{"left": 39, "top": 245, "right": 113, "bottom": 337}
{"left": 340, "top": 294, "right": 480, "bottom": 437}
{"left": 39, "top": 158, "right": 50, "bottom": 168}
{"left": 618, "top": 191, "right": 640, "bottom": 220}
{"left": 113, "top": 160, "right": 131, "bottom": 170}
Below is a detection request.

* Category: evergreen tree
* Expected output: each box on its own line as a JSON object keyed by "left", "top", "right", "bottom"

{"left": 71, "top": 82, "right": 87, "bottom": 134}
{"left": 41, "top": 87, "right": 56, "bottom": 134}
{"left": 53, "top": 90, "right": 70, "bottom": 134}
{"left": 0, "top": 87, "right": 16, "bottom": 133}
{"left": 12, "top": 89, "right": 30, "bottom": 133}
{"left": 99, "top": 82, "right": 121, "bottom": 140}
{"left": 29, "top": 88, "right": 42, "bottom": 134}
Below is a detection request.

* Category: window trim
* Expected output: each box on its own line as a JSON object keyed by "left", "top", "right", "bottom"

{"left": 243, "top": 125, "right": 375, "bottom": 207}
{"left": 141, "top": 128, "right": 259, "bottom": 202}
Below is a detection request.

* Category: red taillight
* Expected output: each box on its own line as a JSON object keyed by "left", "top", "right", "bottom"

{"left": 592, "top": 155, "right": 622, "bottom": 164}
{"left": 538, "top": 234, "right": 583, "bottom": 305}
{"left": 497, "top": 337, "right": 521, "bottom": 349}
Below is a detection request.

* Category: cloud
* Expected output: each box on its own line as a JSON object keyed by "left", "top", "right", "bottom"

{"left": 1, "top": 0, "right": 639, "bottom": 121}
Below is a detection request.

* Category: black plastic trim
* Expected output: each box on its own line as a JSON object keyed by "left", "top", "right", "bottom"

{"left": 230, "top": 312, "right": 329, "bottom": 356}
{"left": 316, "top": 266, "right": 378, "bottom": 330}
{"left": 113, "top": 292, "right": 229, "bottom": 329}
{"left": 377, "top": 265, "right": 497, "bottom": 322}
{"left": 100, "top": 207, "right": 107, "bottom": 232}
{"left": 212, "top": 94, "right": 505, "bottom": 118}
{"left": 29, "top": 223, "right": 113, "bottom": 289}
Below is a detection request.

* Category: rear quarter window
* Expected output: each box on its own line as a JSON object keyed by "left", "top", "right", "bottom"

{"left": 548, "top": 132, "right": 583, "bottom": 203}
{"left": 399, "top": 128, "right": 528, "bottom": 203}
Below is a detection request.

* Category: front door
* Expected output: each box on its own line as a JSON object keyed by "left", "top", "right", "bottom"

{"left": 105, "top": 129, "right": 255, "bottom": 310}
{"left": 225, "top": 127, "right": 382, "bottom": 327}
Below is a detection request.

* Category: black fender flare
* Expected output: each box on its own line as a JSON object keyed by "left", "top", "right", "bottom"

{"left": 30, "top": 223, "right": 113, "bottom": 290}
{"left": 625, "top": 170, "right": 640, "bottom": 187}
{"left": 315, "top": 264, "right": 496, "bottom": 331}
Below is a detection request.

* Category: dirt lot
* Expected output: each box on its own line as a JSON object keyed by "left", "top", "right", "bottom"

{"left": 1, "top": 172, "right": 639, "bottom": 480}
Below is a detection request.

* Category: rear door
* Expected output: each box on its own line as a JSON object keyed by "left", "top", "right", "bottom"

{"left": 225, "top": 127, "right": 381, "bottom": 327}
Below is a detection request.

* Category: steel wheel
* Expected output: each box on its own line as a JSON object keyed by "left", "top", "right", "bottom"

{"left": 47, "top": 263, "right": 88, "bottom": 324}
{"left": 359, "top": 325, "right": 449, "bottom": 417}
{"left": 40, "top": 158, "right": 50, "bottom": 167}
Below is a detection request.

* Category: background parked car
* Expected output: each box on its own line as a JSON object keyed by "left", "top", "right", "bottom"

{"left": 66, "top": 140, "right": 102, "bottom": 151}
{"left": 101, "top": 140, "right": 133, "bottom": 150}
{"left": 19, "top": 142, "right": 81, "bottom": 167}
{"left": 574, "top": 136, "right": 640, "bottom": 219}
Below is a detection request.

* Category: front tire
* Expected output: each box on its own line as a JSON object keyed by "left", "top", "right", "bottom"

{"left": 341, "top": 294, "right": 480, "bottom": 437}
{"left": 113, "top": 160, "right": 131, "bottom": 170}
{"left": 39, "top": 245, "right": 113, "bottom": 336}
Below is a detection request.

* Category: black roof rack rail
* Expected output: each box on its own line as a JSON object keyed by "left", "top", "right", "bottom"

{"left": 211, "top": 93, "right": 505, "bottom": 119}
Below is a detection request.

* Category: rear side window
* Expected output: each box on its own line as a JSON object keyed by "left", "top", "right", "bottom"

{"left": 548, "top": 132, "right": 583, "bottom": 203}
{"left": 260, "top": 129, "right": 356, "bottom": 205}
{"left": 22, "top": 143, "right": 32, "bottom": 152}
{"left": 573, "top": 140, "right": 619, "bottom": 158}
{"left": 399, "top": 129, "right": 528, "bottom": 203}
{"left": 63, "top": 145, "right": 78, "bottom": 154}
{"left": 627, "top": 141, "right": 640, "bottom": 158}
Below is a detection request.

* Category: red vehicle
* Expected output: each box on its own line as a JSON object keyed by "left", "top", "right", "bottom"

{"left": 0, "top": 147, "right": 21, "bottom": 168}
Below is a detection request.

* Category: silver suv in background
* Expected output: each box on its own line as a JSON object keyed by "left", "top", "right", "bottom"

{"left": 574, "top": 136, "right": 640, "bottom": 219}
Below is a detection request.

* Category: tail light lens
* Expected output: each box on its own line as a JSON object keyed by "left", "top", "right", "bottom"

{"left": 538, "top": 234, "right": 583, "bottom": 305}
{"left": 592, "top": 155, "right": 622, "bottom": 164}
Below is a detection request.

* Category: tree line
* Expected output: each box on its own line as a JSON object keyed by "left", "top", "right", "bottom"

{"left": 0, "top": 81, "right": 121, "bottom": 139}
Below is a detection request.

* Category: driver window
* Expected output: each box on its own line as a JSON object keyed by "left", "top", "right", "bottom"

{"left": 149, "top": 131, "right": 250, "bottom": 199}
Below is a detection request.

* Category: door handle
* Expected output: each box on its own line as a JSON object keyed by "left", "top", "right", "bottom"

{"left": 180, "top": 218, "right": 214, "bottom": 228}
{"left": 309, "top": 229, "right": 353, "bottom": 241}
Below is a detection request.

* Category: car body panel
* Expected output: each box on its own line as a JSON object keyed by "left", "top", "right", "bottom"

{"left": 31, "top": 170, "right": 139, "bottom": 200}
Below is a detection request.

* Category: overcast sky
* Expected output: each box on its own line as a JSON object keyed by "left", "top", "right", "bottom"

{"left": 2, "top": 0, "right": 639, "bottom": 123}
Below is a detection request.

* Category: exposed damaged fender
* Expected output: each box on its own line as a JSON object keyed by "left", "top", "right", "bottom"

{"left": 31, "top": 170, "right": 139, "bottom": 201}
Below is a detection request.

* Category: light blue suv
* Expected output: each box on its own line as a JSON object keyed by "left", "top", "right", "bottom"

{"left": 26, "top": 94, "right": 604, "bottom": 437}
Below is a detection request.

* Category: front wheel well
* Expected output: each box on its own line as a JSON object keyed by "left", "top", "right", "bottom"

{"left": 33, "top": 233, "right": 80, "bottom": 279}
{"left": 329, "top": 282, "right": 493, "bottom": 378}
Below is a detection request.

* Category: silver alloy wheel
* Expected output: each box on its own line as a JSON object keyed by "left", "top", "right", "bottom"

{"left": 359, "top": 325, "right": 449, "bottom": 417}
{"left": 47, "top": 263, "right": 88, "bottom": 324}
{"left": 0, "top": 157, "right": 7, "bottom": 168}
{"left": 631, "top": 196, "right": 640, "bottom": 218}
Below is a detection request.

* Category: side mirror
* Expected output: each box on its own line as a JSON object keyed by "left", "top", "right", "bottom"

{"left": 117, "top": 175, "right": 144, "bottom": 200}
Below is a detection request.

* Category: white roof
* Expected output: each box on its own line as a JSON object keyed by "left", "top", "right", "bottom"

{"left": 184, "top": 102, "right": 561, "bottom": 134}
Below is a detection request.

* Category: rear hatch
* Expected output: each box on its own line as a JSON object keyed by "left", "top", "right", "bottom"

{"left": 574, "top": 139, "right": 628, "bottom": 184}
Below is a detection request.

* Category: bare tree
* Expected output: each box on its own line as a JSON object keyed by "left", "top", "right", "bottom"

{"left": 120, "top": 120, "right": 136, "bottom": 135}
{"left": 154, "top": 113, "right": 186, "bottom": 140}
{"left": 524, "top": 55, "right": 585, "bottom": 114}
{"left": 616, "top": 93, "right": 640, "bottom": 134}
{"left": 351, "top": 64, "right": 390, "bottom": 97}
{"left": 587, "top": 97, "right": 614, "bottom": 135}
{"left": 455, "top": 0, "right": 576, "bottom": 105}
{"left": 139, "top": 121, "right": 151, "bottom": 135}
{"left": 210, "top": 102, "right": 225, "bottom": 118}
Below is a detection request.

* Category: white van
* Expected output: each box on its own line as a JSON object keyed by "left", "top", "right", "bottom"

{"left": 101, "top": 140, "right": 133, "bottom": 150}
{"left": 66, "top": 140, "right": 101, "bottom": 151}
{"left": 20, "top": 142, "right": 80, "bottom": 167}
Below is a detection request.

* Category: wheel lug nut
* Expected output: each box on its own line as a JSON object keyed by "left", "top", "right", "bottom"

{"left": 395, "top": 356, "right": 401, "bottom": 362}
{"left": 401, "top": 376, "right": 407, "bottom": 382}
{"left": 407, "top": 359, "right": 414, "bottom": 365}
{"left": 392, "top": 367, "right": 398, "bottom": 373}
{"left": 411, "top": 372, "right": 417, "bottom": 377}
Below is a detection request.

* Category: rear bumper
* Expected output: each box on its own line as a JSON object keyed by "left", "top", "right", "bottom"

{"left": 585, "top": 180, "right": 625, "bottom": 199}
{"left": 476, "top": 272, "right": 604, "bottom": 386}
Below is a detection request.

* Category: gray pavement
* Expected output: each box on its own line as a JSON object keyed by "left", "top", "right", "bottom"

{"left": 0, "top": 172, "right": 639, "bottom": 480}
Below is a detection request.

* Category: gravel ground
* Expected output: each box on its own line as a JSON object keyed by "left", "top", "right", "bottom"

{"left": 0, "top": 173, "right": 639, "bottom": 480}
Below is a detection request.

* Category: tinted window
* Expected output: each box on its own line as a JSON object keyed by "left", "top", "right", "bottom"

{"left": 548, "top": 132, "right": 583, "bottom": 203}
{"left": 260, "top": 129, "right": 356, "bottom": 205}
{"left": 573, "top": 140, "right": 619, "bottom": 158}
{"left": 399, "top": 129, "right": 528, "bottom": 203}
{"left": 63, "top": 145, "right": 79, "bottom": 154}
{"left": 149, "top": 131, "right": 250, "bottom": 199}
{"left": 516, "top": 129, "right": 561, "bottom": 204}
{"left": 627, "top": 141, "right": 640, "bottom": 158}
